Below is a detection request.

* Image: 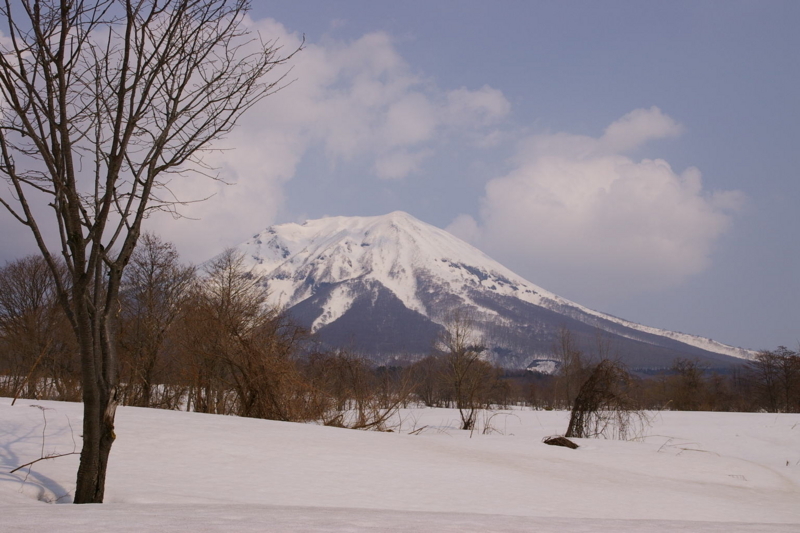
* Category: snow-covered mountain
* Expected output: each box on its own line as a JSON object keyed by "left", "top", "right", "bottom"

{"left": 236, "top": 211, "right": 754, "bottom": 369}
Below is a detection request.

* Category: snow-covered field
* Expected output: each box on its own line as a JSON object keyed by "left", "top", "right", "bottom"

{"left": 1, "top": 398, "right": 798, "bottom": 532}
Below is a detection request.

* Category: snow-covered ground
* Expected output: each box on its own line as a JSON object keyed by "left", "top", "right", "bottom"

{"left": 1, "top": 398, "right": 798, "bottom": 532}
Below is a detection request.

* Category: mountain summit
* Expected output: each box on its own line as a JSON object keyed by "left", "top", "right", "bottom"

{"left": 236, "top": 211, "right": 752, "bottom": 369}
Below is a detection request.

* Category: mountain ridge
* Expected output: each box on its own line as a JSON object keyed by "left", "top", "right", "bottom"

{"left": 235, "top": 211, "right": 753, "bottom": 369}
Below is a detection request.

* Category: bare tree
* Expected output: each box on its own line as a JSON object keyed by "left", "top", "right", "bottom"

{"left": 179, "top": 248, "right": 270, "bottom": 415}
{"left": 406, "top": 354, "right": 448, "bottom": 407}
{"left": 0, "top": 255, "right": 78, "bottom": 400}
{"left": 118, "top": 232, "right": 194, "bottom": 407}
{"left": 435, "top": 309, "right": 493, "bottom": 430}
{"left": 773, "top": 347, "right": 800, "bottom": 412}
{"left": 552, "top": 326, "right": 584, "bottom": 408}
{"left": 748, "top": 348, "right": 800, "bottom": 413}
{"left": 668, "top": 358, "right": 705, "bottom": 411}
{"left": 0, "top": 1, "right": 297, "bottom": 503}
{"left": 179, "top": 248, "right": 315, "bottom": 420}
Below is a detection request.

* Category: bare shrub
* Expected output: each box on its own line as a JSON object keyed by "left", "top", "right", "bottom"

{"left": 565, "top": 359, "right": 648, "bottom": 440}
{"left": 303, "top": 351, "right": 411, "bottom": 431}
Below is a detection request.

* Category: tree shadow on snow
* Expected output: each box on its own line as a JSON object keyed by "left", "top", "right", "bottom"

{"left": 0, "top": 409, "right": 76, "bottom": 503}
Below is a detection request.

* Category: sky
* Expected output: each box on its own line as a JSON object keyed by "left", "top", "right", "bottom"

{"left": 1, "top": 1, "right": 798, "bottom": 351}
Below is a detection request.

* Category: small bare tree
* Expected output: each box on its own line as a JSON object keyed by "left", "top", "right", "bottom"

{"left": 0, "top": 1, "right": 297, "bottom": 503}
{"left": 435, "top": 309, "right": 492, "bottom": 430}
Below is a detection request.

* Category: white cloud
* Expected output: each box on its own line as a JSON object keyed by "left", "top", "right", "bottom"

{"left": 446, "top": 213, "right": 481, "bottom": 243}
{"left": 448, "top": 108, "right": 745, "bottom": 299}
{"left": 599, "top": 106, "right": 683, "bottom": 153}
{"left": 445, "top": 85, "right": 511, "bottom": 126}
{"left": 146, "top": 18, "right": 510, "bottom": 262}
{"left": 374, "top": 149, "right": 431, "bottom": 180}
{"left": 519, "top": 106, "right": 683, "bottom": 161}
{"left": 382, "top": 93, "right": 438, "bottom": 146}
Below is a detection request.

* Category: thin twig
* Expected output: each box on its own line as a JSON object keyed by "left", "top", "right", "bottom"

{"left": 10, "top": 452, "right": 80, "bottom": 474}
{"left": 11, "top": 405, "right": 80, "bottom": 476}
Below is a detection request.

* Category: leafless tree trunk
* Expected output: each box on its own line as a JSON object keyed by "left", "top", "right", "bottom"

{"left": 0, "top": 0, "right": 297, "bottom": 503}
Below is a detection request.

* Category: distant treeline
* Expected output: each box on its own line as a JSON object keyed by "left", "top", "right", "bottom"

{"left": 1, "top": 234, "right": 798, "bottom": 421}
{"left": 510, "top": 349, "right": 800, "bottom": 413}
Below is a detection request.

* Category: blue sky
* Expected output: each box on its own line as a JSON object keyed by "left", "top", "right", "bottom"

{"left": 1, "top": 1, "right": 797, "bottom": 351}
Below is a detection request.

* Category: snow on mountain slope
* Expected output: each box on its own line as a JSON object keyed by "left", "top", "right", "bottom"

{"left": 241, "top": 211, "right": 534, "bottom": 315}
{"left": 236, "top": 211, "right": 753, "bottom": 364}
